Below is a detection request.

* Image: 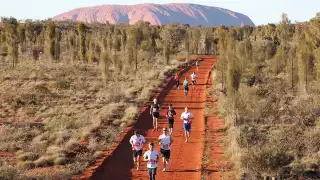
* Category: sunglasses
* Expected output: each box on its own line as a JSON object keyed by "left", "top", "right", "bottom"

{"left": 163, "top": 130, "right": 167, "bottom": 131}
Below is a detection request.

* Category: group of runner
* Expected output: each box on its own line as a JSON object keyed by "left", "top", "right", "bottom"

{"left": 129, "top": 60, "right": 200, "bottom": 180}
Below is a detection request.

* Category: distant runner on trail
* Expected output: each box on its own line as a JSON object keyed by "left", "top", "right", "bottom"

{"left": 158, "top": 128, "right": 173, "bottom": 172}
{"left": 174, "top": 73, "right": 180, "bottom": 89}
{"left": 183, "top": 77, "right": 189, "bottom": 97}
{"left": 166, "top": 104, "right": 176, "bottom": 134}
{"left": 150, "top": 99, "right": 160, "bottom": 131}
{"left": 196, "top": 60, "right": 200, "bottom": 71}
{"left": 180, "top": 107, "right": 193, "bottom": 143}
{"left": 143, "top": 142, "right": 159, "bottom": 180}
{"left": 129, "top": 130, "right": 146, "bottom": 171}
{"left": 191, "top": 72, "right": 197, "bottom": 89}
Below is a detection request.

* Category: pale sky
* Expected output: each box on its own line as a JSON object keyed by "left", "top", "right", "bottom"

{"left": 0, "top": 0, "right": 319, "bottom": 25}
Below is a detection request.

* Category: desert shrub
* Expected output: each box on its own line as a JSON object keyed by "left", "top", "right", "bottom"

{"left": 34, "top": 156, "right": 55, "bottom": 167}
{"left": 17, "top": 160, "right": 36, "bottom": 170}
{"left": 0, "top": 166, "right": 20, "bottom": 180}
{"left": 56, "top": 79, "right": 71, "bottom": 89}
{"left": 17, "top": 152, "right": 39, "bottom": 162}
{"left": 65, "top": 138, "right": 80, "bottom": 150}
{"left": 54, "top": 157, "right": 69, "bottom": 165}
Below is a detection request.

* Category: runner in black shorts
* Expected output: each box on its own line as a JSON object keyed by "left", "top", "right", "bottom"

{"left": 191, "top": 72, "right": 197, "bottom": 89}
{"left": 158, "top": 128, "right": 173, "bottom": 172}
{"left": 150, "top": 98, "right": 160, "bottom": 131}
{"left": 183, "top": 77, "right": 189, "bottom": 97}
{"left": 129, "top": 131, "right": 146, "bottom": 171}
{"left": 166, "top": 104, "right": 176, "bottom": 134}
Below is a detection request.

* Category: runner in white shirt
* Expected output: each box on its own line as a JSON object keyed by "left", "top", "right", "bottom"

{"left": 158, "top": 128, "right": 173, "bottom": 172}
{"left": 143, "top": 142, "right": 159, "bottom": 180}
{"left": 191, "top": 72, "right": 197, "bottom": 89}
{"left": 180, "top": 107, "right": 194, "bottom": 143}
{"left": 196, "top": 60, "right": 200, "bottom": 71}
{"left": 129, "top": 130, "right": 146, "bottom": 171}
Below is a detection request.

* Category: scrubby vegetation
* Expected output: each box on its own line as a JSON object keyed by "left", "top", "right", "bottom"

{"left": 214, "top": 13, "right": 320, "bottom": 179}
{"left": 0, "top": 12, "right": 319, "bottom": 179}
{"left": 0, "top": 18, "right": 198, "bottom": 179}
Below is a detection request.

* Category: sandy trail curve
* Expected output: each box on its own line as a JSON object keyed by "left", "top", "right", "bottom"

{"left": 90, "top": 57, "right": 216, "bottom": 180}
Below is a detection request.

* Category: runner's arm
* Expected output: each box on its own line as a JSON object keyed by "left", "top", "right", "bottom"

{"left": 142, "top": 137, "right": 146, "bottom": 145}
{"left": 190, "top": 113, "right": 194, "bottom": 120}
{"left": 129, "top": 137, "right": 133, "bottom": 146}
{"left": 170, "top": 136, "right": 173, "bottom": 145}
{"left": 143, "top": 152, "right": 148, "bottom": 161}
{"left": 150, "top": 105, "right": 152, "bottom": 114}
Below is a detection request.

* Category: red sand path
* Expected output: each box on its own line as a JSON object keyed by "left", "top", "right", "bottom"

{"left": 89, "top": 56, "right": 216, "bottom": 180}
{"left": 202, "top": 67, "right": 229, "bottom": 180}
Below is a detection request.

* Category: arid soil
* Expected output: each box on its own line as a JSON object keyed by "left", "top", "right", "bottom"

{"left": 202, "top": 65, "right": 229, "bottom": 180}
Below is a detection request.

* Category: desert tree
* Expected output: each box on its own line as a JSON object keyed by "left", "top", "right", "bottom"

{"left": 297, "top": 31, "right": 313, "bottom": 93}
{"left": 120, "top": 28, "right": 127, "bottom": 53}
{"left": 3, "top": 17, "right": 19, "bottom": 67}
{"left": 67, "top": 32, "right": 76, "bottom": 64}
{"left": 216, "top": 25, "right": 228, "bottom": 89}
{"left": 78, "top": 22, "right": 86, "bottom": 62}
{"left": 45, "top": 21, "right": 55, "bottom": 62}
{"left": 17, "top": 23, "right": 26, "bottom": 57}
{"left": 54, "top": 27, "right": 61, "bottom": 61}
{"left": 127, "top": 25, "right": 142, "bottom": 71}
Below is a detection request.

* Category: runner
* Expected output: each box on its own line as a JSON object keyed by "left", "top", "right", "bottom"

{"left": 166, "top": 104, "right": 176, "bottom": 134}
{"left": 158, "top": 128, "right": 173, "bottom": 172}
{"left": 180, "top": 107, "right": 193, "bottom": 143}
{"left": 191, "top": 72, "right": 197, "bottom": 89}
{"left": 174, "top": 73, "right": 180, "bottom": 89}
{"left": 129, "top": 130, "right": 146, "bottom": 171}
{"left": 143, "top": 142, "right": 159, "bottom": 180}
{"left": 196, "top": 60, "right": 200, "bottom": 71}
{"left": 150, "top": 99, "right": 160, "bottom": 131}
{"left": 183, "top": 77, "right": 189, "bottom": 97}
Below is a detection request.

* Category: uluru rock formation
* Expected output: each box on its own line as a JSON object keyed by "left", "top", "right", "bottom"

{"left": 53, "top": 3, "right": 254, "bottom": 27}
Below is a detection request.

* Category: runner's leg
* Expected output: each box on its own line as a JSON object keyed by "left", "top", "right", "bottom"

{"left": 136, "top": 153, "right": 140, "bottom": 170}
{"left": 163, "top": 156, "right": 166, "bottom": 171}
{"left": 184, "top": 130, "right": 188, "bottom": 142}
{"left": 148, "top": 168, "right": 152, "bottom": 180}
{"left": 152, "top": 116, "right": 156, "bottom": 131}
{"left": 153, "top": 168, "right": 157, "bottom": 180}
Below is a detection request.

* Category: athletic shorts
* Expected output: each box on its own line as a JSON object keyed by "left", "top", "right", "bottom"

{"left": 132, "top": 149, "right": 142, "bottom": 158}
{"left": 196, "top": 64, "right": 199, "bottom": 67}
{"left": 152, "top": 112, "right": 160, "bottom": 118}
{"left": 168, "top": 118, "right": 174, "bottom": 128}
{"left": 184, "top": 123, "right": 191, "bottom": 131}
{"left": 176, "top": 80, "right": 179, "bottom": 86}
{"left": 184, "top": 86, "right": 189, "bottom": 91}
{"left": 192, "top": 80, "right": 196, "bottom": 84}
{"left": 148, "top": 167, "right": 157, "bottom": 177}
{"left": 160, "top": 149, "right": 171, "bottom": 159}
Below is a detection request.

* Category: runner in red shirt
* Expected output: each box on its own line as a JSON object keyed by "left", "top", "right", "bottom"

{"left": 174, "top": 73, "right": 180, "bottom": 89}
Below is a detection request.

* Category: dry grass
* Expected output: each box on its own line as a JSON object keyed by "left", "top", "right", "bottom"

{"left": 0, "top": 53, "right": 188, "bottom": 179}
{"left": 215, "top": 62, "right": 320, "bottom": 179}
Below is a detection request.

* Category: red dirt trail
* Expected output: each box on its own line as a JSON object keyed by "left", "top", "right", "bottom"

{"left": 202, "top": 67, "right": 228, "bottom": 180}
{"left": 89, "top": 56, "right": 217, "bottom": 180}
